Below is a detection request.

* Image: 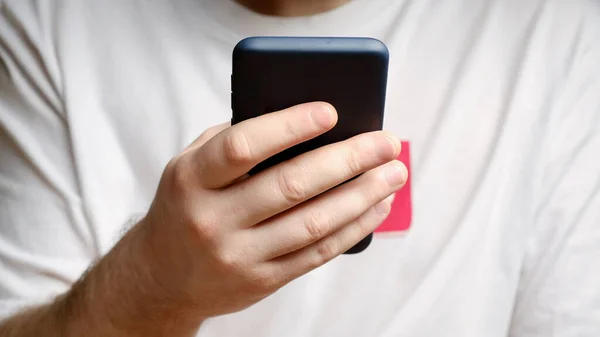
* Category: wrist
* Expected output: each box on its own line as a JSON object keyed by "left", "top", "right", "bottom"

{"left": 61, "top": 221, "right": 204, "bottom": 337}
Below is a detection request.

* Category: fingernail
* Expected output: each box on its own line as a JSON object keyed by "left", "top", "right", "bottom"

{"left": 375, "top": 197, "right": 392, "bottom": 215}
{"left": 385, "top": 161, "right": 407, "bottom": 187}
{"left": 385, "top": 192, "right": 396, "bottom": 205}
{"left": 383, "top": 132, "right": 401, "bottom": 157}
{"left": 310, "top": 104, "right": 335, "bottom": 129}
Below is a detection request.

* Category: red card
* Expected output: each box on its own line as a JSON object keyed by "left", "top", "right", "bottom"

{"left": 375, "top": 141, "right": 412, "bottom": 232}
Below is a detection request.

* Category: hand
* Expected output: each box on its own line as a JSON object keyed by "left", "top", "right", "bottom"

{"left": 141, "top": 102, "right": 407, "bottom": 320}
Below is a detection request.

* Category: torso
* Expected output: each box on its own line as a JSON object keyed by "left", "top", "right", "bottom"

{"left": 24, "top": 0, "right": 591, "bottom": 335}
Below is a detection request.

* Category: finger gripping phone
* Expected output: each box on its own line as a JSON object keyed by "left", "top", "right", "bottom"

{"left": 231, "top": 36, "right": 389, "bottom": 254}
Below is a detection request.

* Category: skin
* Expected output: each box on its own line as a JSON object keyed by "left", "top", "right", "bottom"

{"left": 235, "top": 0, "right": 351, "bottom": 17}
{"left": 0, "top": 2, "right": 408, "bottom": 336}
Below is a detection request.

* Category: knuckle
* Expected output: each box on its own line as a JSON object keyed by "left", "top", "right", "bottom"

{"left": 284, "top": 117, "right": 302, "bottom": 139}
{"left": 345, "top": 148, "right": 364, "bottom": 175}
{"left": 223, "top": 130, "right": 253, "bottom": 165}
{"left": 315, "top": 238, "right": 338, "bottom": 264}
{"left": 196, "top": 127, "right": 217, "bottom": 144}
{"left": 206, "top": 124, "right": 227, "bottom": 137}
{"left": 277, "top": 166, "right": 309, "bottom": 203}
{"left": 193, "top": 123, "right": 228, "bottom": 146}
{"left": 192, "top": 210, "right": 220, "bottom": 241}
{"left": 247, "top": 270, "right": 283, "bottom": 292}
{"left": 356, "top": 212, "right": 377, "bottom": 236}
{"left": 362, "top": 184, "right": 379, "bottom": 205}
{"left": 361, "top": 176, "right": 384, "bottom": 203}
{"left": 165, "top": 156, "right": 192, "bottom": 192}
{"left": 215, "top": 249, "right": 244, "bottom": 272}
{"left": 303, "top": 211, "right": 328, "bottom": 241}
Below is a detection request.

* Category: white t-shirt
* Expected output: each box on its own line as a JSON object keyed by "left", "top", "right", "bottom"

{"left": 1, "top": 0, "right": 599, "bottom": 336}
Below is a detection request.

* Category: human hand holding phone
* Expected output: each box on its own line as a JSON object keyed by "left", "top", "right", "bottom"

{"left": 1, "top": 102, "right": 406, "bottom": 337}
{"left": 137, "top": 102, "right": 407, "bottom": 321}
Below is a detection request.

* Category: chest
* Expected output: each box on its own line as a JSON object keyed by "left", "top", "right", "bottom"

{"left": 55, "top": 3, "right": 556, "bottom": 335}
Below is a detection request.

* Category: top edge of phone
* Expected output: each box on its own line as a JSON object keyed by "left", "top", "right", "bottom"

{"left": 233, "top": 36, "right": 389, "bottom": 56}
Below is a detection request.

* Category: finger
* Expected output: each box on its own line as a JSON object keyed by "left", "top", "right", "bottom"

{"left": 224, "top": 131, "right": 401, "bottom": 228}
{"left": 192, "top": 102, "right": 337, "bottom": 189}
{"left": 247, "top": 160, "right": 407, "bottom": 260}
{"left": 266, "top": 193, "right": 395, "bottom": 281}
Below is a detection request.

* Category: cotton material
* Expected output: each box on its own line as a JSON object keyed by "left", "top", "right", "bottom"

{"left": 0, "top": 0, "right": 599, "bottom": 336}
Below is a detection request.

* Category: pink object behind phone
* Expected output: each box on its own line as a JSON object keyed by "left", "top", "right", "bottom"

{"left": 376, "top": 141, "right": 412, "bottom": 233}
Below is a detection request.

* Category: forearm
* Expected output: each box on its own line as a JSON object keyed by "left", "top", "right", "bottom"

{"left": 0, "top": 223, "right": 204, "bottom": 337}
{"left": 0, "top": 299, "right": 67, "bottom": 337}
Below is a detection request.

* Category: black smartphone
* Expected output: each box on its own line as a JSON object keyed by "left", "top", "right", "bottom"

{"left": 231, "top": 36, "right": 389, "bottom": 254}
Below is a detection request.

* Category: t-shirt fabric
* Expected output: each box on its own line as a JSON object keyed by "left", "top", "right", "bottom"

{"left": 0, "top": 0, "right": 599, "bottom": 336}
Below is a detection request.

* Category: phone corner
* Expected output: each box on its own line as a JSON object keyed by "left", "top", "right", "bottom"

{"left": 232, "top": 36, "right": 258, "bottom": 57}
{"left": 370, "top": 38, "right": 390, "bottom": 61}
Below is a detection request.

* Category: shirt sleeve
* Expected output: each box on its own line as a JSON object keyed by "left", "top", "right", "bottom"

{"left": 0, "top": 1, "right": 96, "bottom": 321}
{"left": 509, "top": 8, "right": 600, "bottom": 336}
